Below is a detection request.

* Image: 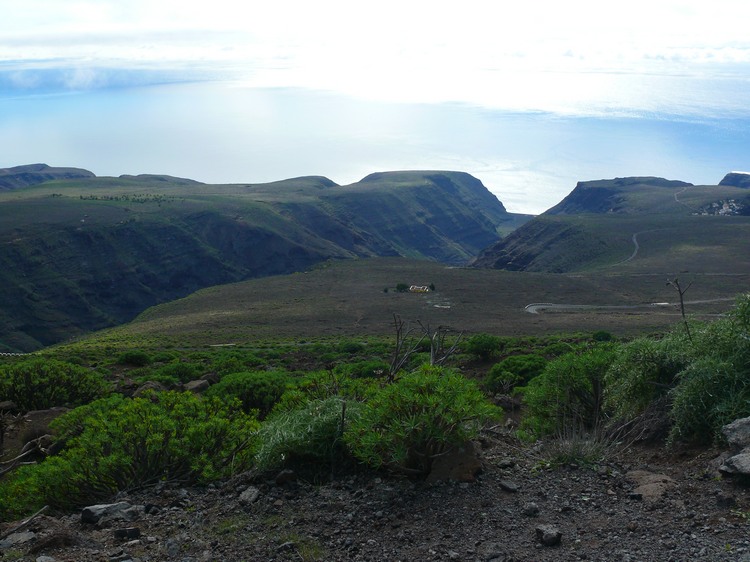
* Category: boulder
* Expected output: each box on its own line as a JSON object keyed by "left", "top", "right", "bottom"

{"left": 81, "top": 502, "right": 140, "bottom": 525}
{"left": 0, "top": 530, "right": 36, "bottom": 550}
{"left": 719, "top": 452, "right": 750, "bottom": 476}
{"left": 722, "top": 417, "right": 750, "bottom": 452}
{"left": 183, "top": 379, "right": 210, "bottom": 393}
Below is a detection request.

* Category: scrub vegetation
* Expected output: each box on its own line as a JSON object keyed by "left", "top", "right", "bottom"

{"left": 1, "top": 293, "right": 748, "bottom": 523}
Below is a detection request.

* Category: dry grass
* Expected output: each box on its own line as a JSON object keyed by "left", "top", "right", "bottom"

{"left": 98, "top": 257, "right": 747, "bottom": 348}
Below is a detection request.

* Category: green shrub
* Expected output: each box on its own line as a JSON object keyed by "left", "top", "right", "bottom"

{"left": 463, "top": 333, "right": 502, "bottom": 360}
{"left": 133, "top": 371, "right": 181, "bottom": 388}
{"left": 542, "top": 342, "right": 578, "bottom": 358}
{"left": 519, "top": 345, "right": 617, "bottom": 438}
{"left": 152, "top": 361, "right": 202, "bottom": 384}
{"left": 116, "top": 350, "right": 151, "bottom": 367}
{"left": 345, "top": 365, "right": 500, "bottom": 475}
{"left": 211, "top": 352, "right": 263, "bottom": 375}
{"left": 603, "top": 336, "right": 692, "bottom": 422}
{"left": 338, "top": 340, "right": 365, "bottom": 354}
{"left": 483, "top": 368, "right": 522, "bottom": 395}
{"left": 0, "top": 391, "right": 259, "bottom": 518}
{"left": 667, "top": 295, "right": 750, "bottom": 444}
{"left": 255, "top": 397, "right": 363, "bottom": 471}
{"left": 206, "top": 370, "right": 292, "bottom": 418}
{"left": 0, "top": 359, "right": 110, "bottom": 411}
{"left": 668, "top": 358, "right": 750, "bottom": 444}
{"left": 337, "top": 360, "right": 389, "bottom": 379}
{"left": 485, "top": 353, "right": 547, "bottom": 393}
{"left": 272, "top": 370, "right": 377, "bottom": 414}
{"left": 592, "top": 330, "right": 615, "bottom": 342}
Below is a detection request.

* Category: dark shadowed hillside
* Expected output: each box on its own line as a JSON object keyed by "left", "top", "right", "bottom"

{"left": 0, "top": 168, "right": 528, "bottom": 351}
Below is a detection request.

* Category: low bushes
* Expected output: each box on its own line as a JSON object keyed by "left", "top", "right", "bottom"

{"left": 0, "top": 359, "right": 110, "bottom": 411}
{"left": 345, "top": 365, "right": 501, "bottom": 475}
{"left": 519, "top": 344, "right": 617, "bottom": 438}
{"left": 206, "top": 370, "right": 292, "bottom": 418}
{"left": 463, "top": 333, "right": 503, "bottom": 360}
{"left": 0, "top": 391, "right": 259, "bottom": 518}
{"left": 485, "top": 353, "right": 547, "bottom": 394}
{"left": 255, "top": 397, "right": 363, "bottom": 471}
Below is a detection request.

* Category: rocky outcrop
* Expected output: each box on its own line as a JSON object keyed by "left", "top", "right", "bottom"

{"left": 719, "top": 172, "right": 750, "bottom": 188}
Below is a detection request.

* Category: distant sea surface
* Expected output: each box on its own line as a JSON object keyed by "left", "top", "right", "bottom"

{"left": 1, "top": 82, "right": 749, "bottom": 214}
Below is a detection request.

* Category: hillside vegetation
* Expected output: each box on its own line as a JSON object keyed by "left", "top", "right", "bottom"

{"left": 0, "top": 166, "right": 529, "bottom": 351}
{"left": 472, "top": 176, "right": 750, "bottom": 273}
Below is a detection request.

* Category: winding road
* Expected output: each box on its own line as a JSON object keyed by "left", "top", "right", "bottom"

{"left": 524, "top": 298, "right": 735, "bottom": 315}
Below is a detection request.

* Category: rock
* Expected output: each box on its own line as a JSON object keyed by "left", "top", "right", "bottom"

{"left": 426, "top": 441, "right": 482, "bottom": 483}
{"left": 719, "top": 452, "right": 750, "bottom": 476}
{"left": 81, "top": 502, "right": 139, "bottom": 525}
{"left": 239, "top": 485, "right": 260, "bottom": 505}
{"left": 132, "top": 380, "right": 168, "bottom": 397}
{"left": 0, "top": 400, "right": 18, "bottom": 412}
{"left": 183, "top": 379, "right": 210, "bottom": 393}
{"left": 626, "top": 471, "right": 675, "bottom": 501}
{"left": 722, "top": 417, "right": 750, "bottom": 452}
{"left": 0, "top": 530, "right": 36, "bottom": 550}
{"left": 499, "top": 480, "right": 519, "bottom": 493}
{"left": 35, "top": 556, "right": 57, "bottom": 562}
{"left": 535, "top": 524, "right": 562, "bottom": 546}
{"left": 522, "top": 502, "right": 539, "bottom": 517}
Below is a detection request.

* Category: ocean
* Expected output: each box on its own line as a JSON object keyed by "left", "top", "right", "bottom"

{"left": 1, "top": 81, "right": 749, "bottom": 214}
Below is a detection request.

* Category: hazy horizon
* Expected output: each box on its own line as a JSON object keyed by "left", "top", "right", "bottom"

{"left": 2, "top": 1, "right": 750, "bottom": 214}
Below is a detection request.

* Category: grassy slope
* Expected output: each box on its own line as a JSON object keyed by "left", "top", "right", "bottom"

{"left": 69, "top": 256, "right": 746, "bottom": 355}
{"left": 0, "top": 172, "right": 522, "bottom": 351}
{"left": 472, "top": 180, "right": 750, "bottom": 274}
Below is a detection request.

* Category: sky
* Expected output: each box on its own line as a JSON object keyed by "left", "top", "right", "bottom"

{"left": 2, "top": 0, "right": 750, "bottom": 214}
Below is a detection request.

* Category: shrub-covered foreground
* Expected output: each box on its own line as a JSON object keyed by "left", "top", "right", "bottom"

{"left": 518, "top": 293, "right": 750, "bottom": 446}
{"left": 0, "top": 392, "right": 259, "bottom": 520}
{"left": 3, "top": 294, "right": 748, "bottom": 523}
{"left": 0, "top": 363, "right": 499, "bottom": 522}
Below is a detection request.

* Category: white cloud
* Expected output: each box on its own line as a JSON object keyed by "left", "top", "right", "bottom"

{"left": 2, "top": 0, "right": 750, "bottom": 117}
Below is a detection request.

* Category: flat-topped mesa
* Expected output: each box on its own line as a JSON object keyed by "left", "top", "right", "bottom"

{"left": 355, "top": 170, "right": 507, "bottom": 214}
{"left": 0, "top": 163, "right": 95, "bottom": 190}
{"left": 719, "top": 172, "right": 750, "bottom": 189}
{"left": 545, "top": 177, "right": 693, "bottom": 215}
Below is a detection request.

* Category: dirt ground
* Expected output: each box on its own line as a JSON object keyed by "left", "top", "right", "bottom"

{"left": 3, "top": 428, "right": 750, "bottom": 562}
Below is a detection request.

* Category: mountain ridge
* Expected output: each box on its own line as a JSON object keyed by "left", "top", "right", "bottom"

{"left": 0, "top": 167, "right": 529, "bottom": 351}
{"left": 471, "top": 175, "right": 750, "bottom": 273}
